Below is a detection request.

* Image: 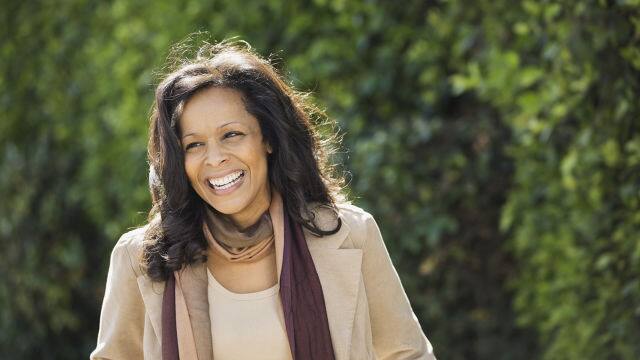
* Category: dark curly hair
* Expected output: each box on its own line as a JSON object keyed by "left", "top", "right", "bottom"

{"left": 143, "top": 39, "right": 348, "bottom": 282}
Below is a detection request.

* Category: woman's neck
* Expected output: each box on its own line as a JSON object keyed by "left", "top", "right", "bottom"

{"left": 229, "top": 186, "right": 272, "bottom": 230}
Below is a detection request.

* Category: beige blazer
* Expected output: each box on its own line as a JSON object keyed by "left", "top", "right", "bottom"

{"left": 90, "top": 203, "right": 436, "bottom": 359}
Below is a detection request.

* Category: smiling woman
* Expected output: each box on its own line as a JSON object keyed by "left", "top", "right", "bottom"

{"left": 90, "top": 40, "right": 437, "bottom": 360}
{"left": 180, "top": 87, "right": 272, "bottom": 229}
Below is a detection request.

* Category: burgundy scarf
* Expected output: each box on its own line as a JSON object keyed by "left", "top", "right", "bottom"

{"left": 162, "top": 205, "right": 336, "bottom": 360}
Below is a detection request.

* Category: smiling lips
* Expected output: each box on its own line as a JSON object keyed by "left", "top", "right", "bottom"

{"left": 207, "top": 170, "right": 245, "bottom": 190}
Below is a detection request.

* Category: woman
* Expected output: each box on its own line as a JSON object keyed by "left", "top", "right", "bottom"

{"left": 91, "top": 40, "right": 436, "bottom": 360}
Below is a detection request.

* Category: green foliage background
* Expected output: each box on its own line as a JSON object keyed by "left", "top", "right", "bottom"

{"left": 1, "top": 0, "right": 639, "bottom": 359}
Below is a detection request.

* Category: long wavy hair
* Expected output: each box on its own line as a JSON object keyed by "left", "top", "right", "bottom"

{"left": 143, "top": 40, "right": 347, "bottom": 282}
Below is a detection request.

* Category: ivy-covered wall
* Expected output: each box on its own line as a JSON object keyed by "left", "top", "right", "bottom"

{"left": 1, "top": 1, "right": 638, "bottom": 359}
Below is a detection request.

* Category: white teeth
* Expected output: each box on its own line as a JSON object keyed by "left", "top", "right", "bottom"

{"left": 208, "top": 170, "right": 243, "bottom": 188}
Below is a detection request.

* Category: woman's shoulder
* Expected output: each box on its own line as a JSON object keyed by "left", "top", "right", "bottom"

{"left": 308, "top": 200, "right": 373, "bottom": 224}
{"left": 336, "top": 202, "right": 376, "bottom": 227}
{"left": 110, "top": 224, "right": 149, "bottom": 277}
{"left": 308, "top": 200, "right": 379, "bottom": 243}
{"left": 335, "top": 201, "right": 372, "bottom": 215}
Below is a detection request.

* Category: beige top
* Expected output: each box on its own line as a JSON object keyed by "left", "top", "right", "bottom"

{"left": 207, "top": 269, "right": 293, "bottom": 360}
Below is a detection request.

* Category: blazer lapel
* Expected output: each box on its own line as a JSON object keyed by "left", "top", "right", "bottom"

{"left": 177, "top": 263, "right": 212, "bottom": 360}
{"left": 305, "top": 208, "right": 363, "bottom": 360}
{"left": 137, "top": 276, "right": 164, "bottom": 342}
{"left": 138, "top": 263, "right": 213, "bottom": 360}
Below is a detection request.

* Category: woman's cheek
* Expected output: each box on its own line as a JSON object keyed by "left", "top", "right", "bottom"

{"left": 184, "top": 156, "right": 199, "bottom": 188}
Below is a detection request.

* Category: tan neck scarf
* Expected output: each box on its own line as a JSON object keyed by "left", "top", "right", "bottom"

{"left": 203, "top": 207, "right": 274, "bottom": 263}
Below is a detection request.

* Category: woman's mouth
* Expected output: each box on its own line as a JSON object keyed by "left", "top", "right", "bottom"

{"left": 207, "top": 170, "right": 245, "bottom": 195}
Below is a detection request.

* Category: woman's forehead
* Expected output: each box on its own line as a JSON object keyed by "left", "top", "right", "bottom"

{"left": 179, "top": 87, "right": 258, "bottom": 133}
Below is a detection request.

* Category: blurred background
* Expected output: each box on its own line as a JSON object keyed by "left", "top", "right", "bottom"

{"left": 1, "top": 0, "right": 639, "bottom": 359}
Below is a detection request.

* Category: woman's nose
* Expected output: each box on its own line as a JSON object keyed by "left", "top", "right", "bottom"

{"left": 204, "top": 142, "right": 228, "bottom": 166}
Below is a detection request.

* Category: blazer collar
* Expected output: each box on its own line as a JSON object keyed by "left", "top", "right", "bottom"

{"left": 137, "top": 204, "right": 362, "bottom": 360}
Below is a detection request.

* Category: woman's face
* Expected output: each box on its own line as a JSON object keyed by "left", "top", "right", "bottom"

{"left": 179, "top": 87, "right": 272, "bottom": 229}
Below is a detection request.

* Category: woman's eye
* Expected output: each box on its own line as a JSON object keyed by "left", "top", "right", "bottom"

{"left": 224, "top": 131, "right": 243, "bottom": 139}
{"left": 185, "top": 142, "right": 203, "bottom": 151}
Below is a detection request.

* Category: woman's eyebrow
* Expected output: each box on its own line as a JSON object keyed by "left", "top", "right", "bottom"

{"left": 181, "top": 121, "right": 244, "bottom": 140}
{"left": 218, "top": 121, "right": 241, "bottom": 128}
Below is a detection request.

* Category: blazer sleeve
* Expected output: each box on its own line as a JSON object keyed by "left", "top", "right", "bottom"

{"left": 360, "top": 212, "right": 437, "bottom": 360}
{"left": 90, "top": 232, "right": 145, "bottom": 359}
